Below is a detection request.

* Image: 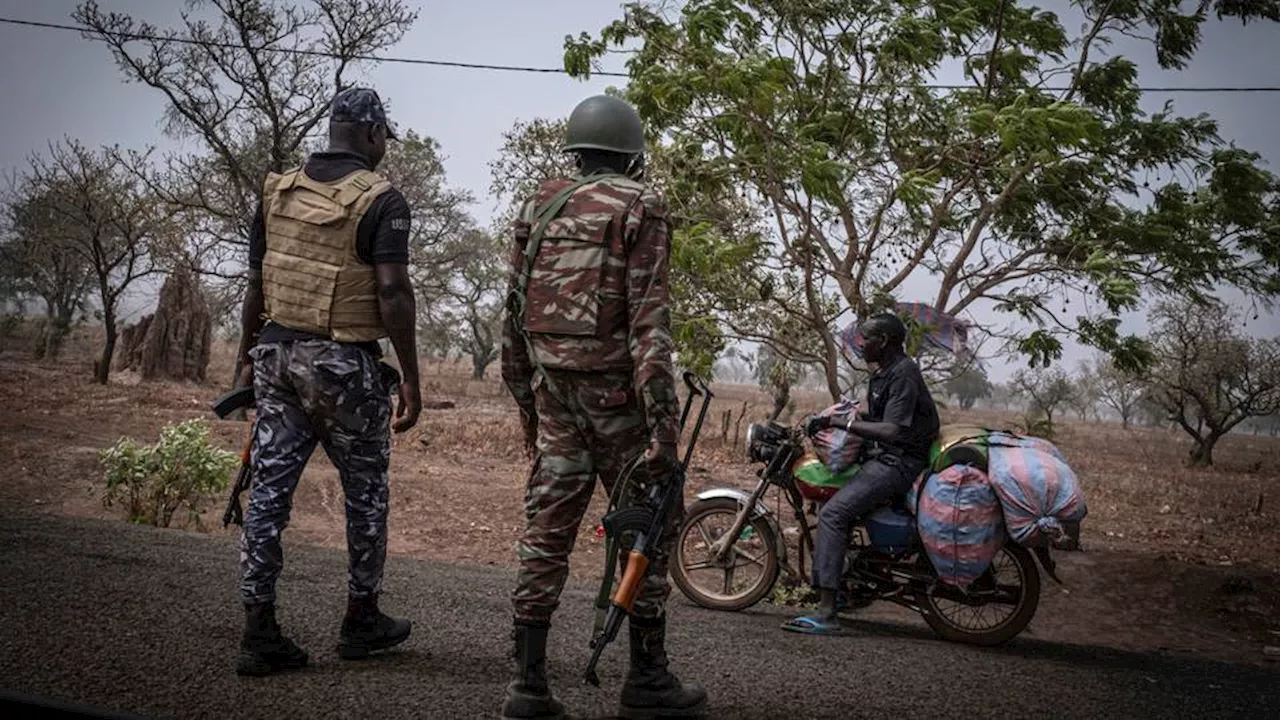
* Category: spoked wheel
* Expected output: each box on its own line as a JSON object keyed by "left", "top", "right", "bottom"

{"left": 919, "top": 543, "right": 1041, "bottom": 646}
{"left": 671, "top": 497, "right": 781, "bottom": 611}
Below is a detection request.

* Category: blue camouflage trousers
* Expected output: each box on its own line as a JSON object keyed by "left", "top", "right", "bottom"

{"left": 240, "top": 339, "right": 393, "bottom": 605}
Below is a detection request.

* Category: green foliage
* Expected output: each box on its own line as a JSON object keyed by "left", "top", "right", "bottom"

{"left": 97, "top": 419, "right": 239, "bottom": 528}
{"left": 565, "top": 0, "right": 1280, "bottom": 388}
{"left": 487, "top": 116, "right": 769, "bottom": 380}
{"left": 770, "top": 575, "right": 818, "bottom": 609}
{"left": 944, "top": 363, "right": 993, "bottom": 410}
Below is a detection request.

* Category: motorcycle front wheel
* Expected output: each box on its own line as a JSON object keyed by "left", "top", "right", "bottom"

{"left": 919, "top": 542, "right": 1042, "bottom": 646}
{"left": 671, "top": 497, "right": 781, "bottom": 611}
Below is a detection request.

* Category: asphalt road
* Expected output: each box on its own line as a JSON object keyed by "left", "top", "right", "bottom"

{"left": 1, "top": 512, "right": 1276, "bottom": 720}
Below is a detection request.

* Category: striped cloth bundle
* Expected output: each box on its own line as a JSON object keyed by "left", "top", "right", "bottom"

{"left": 907, "top": 464, "right": 1005, "bottom": 587}
{"left": 985, "top": 432, "right": 1088, "bottom": 548}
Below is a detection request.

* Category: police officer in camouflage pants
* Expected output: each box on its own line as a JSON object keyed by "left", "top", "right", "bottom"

{"left": 233, "top": 87, "right": 422, "bottom": 676}
{"left": 499, "top": 95, "right": 707, "bottom": 719}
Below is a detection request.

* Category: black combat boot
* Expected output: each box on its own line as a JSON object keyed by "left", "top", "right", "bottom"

{"left": 501, "top": 621, "right": 565, "bottom": 720}
{"left": 337, "top": 594, "right": 412, "bottom": 660}
{"left": 236, "top": 602, "right": 309, "bottom": 677}
{"left": 619, "top": 615, "right": 707, "bottom": 719}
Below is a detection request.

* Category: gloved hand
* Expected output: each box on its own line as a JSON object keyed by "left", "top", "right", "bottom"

{"left": 805, "top": 415, "right": 832, "bottom": 437}
{"left": 643, "top": 439, "right": 679, "bottom": 483}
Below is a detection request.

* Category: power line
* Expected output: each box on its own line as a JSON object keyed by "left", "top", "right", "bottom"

{"left": 0, "top": 15, "right": 628, "bottom": 77}
{"left": 4, "top": 14, "right": 1280, "bottom": 93}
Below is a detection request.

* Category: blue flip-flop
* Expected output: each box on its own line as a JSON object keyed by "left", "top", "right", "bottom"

{"left": 780, "top": 615, "right": 845, "bottom": 636}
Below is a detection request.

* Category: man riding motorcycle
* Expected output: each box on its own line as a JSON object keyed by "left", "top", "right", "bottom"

{"left": 781, "top": 312, "right": 941, "bottom": 635}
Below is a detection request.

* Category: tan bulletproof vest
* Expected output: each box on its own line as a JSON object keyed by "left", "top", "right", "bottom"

{"left": 260, "top": 168, "right": 392, "bottom": 343}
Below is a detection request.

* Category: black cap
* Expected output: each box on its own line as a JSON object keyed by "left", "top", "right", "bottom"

{"left": 330, "top": 87, "right": 397, "bottom": 139}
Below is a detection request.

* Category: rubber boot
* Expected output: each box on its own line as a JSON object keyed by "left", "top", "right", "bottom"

{"left": 236, "top": 602, "right": 309, "bottom": 676}
{"left": 501, "top": 621, "right": 565, "bottom": 720}
{"left": 337, "top": 594, "right": 411, "bottom": 660}
{"left": 619, "top": 615, "right": 708, "bottom": 718}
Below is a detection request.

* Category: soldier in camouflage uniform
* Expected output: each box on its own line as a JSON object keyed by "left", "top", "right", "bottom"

{"left": 500, "top": 95, "right": 707, "bottom": 720}
{"left": 232, "top": 87, "right": 422, "bottom": 676}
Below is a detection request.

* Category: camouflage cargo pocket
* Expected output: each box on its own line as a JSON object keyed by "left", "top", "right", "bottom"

{"left": 523, "top": 211, "right": 614, "bottom": 337}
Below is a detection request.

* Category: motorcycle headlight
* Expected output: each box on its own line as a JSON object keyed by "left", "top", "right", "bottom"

{"left": 745, "top": 423, "right": 761, "bottom": 459}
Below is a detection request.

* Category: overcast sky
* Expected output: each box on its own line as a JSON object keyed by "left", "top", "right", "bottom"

{"left": 1, "top": 0, "right": 1277, "bottom": 381}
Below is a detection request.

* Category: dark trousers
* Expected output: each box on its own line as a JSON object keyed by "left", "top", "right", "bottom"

{"left": 240, "top": 340, "right": 393, "bottom": 604}
{"left": 811, "top": 455, "right": 924, "bottom": 590}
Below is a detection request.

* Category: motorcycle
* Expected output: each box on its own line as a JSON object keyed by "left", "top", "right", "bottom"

{"left": 670, "top": 419, "right": 1053, "bottom": 646}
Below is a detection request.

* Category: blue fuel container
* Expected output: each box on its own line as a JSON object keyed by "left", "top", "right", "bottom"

{"left": 864, "top": 506, "right": 914, "bottom": 554}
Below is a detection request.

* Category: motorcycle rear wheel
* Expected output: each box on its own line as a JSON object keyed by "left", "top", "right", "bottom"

{"left": 919, "top": 543, "right": 1041, "bottom": 646}
{"left": 671, "top": 497, "right": 781, "bottom": 612}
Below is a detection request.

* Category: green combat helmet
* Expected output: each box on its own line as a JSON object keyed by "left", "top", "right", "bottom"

{"left": 562, "top": 95, "right": 645, "bottom": 155}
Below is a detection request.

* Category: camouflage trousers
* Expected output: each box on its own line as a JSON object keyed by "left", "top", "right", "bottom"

{"left": 240, "top": 339, "right": 393, "bottom": 605}
{"left": 512, "top": 370, "right": 682, "bottom": 624}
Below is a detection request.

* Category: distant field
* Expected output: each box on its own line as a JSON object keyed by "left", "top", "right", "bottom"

{"left": 1, "top": 324, "right": 1277, "bottom": 667}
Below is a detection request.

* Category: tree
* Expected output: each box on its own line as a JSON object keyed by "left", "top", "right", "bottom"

{"left": 1066, "top": 360, "right": 1101, "bottom": 421}
{"left": 0, "top": 186, "right": 96, "bottom": 358}
{"left": 75, "top": 0, "right": 419, "bottom": 365}
{"left": 379, "top": 129, "right": 477, "bottom": 314}
{"left": 715, "top": 348, "right": 756, "bottom": 384}
{"left": 987, "top": 381, "right": 1018, "bottom": 412}
{"left": 488, "top": 115, "right": 767, "bottom": 379}
{"left": 943, "top": 351, "right": 993, "bottom": 410}
{"left": 442, "top": 230, "right": 507, "bottom": 380}
{"left": 16, "top": 141, "right": 167, "bottom": 383}
{"left": 1092, "top": 354, "right": 1145, "bottom": 429}
{"left": 756, "top": 345, "right": 803, "bottom": 422}
{"left": 1011, "top": 365, "right": 1075, "bottom": 430}
{"left": 564, "top": 0, "right": 1280, "bottom": 398}
{"left": 1143, "top": 298, "right": 1280, "bottom": 466}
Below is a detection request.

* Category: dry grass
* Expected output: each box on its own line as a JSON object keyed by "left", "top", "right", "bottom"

{"left": 3, "top": 323, "right": 1276, "bottom": 572}
{"left": 2, "top": 324, "right": 1279, "bottom": 667}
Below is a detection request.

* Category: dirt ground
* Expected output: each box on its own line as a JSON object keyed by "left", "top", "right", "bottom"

{"left": 1, "top": 327, "right": 1278, "bottom": 670}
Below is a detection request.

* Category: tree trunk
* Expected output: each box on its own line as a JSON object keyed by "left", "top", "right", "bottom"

{"left": 768, "top": 385, "right": 790, "bottom": 423}
{"left": 96, "top": 306, "right": 117, "bottom": 384}
{"left": 1188, "top": 432, "right": 1222, "bottom": 467}
{"left": 1120, "top": 410, "right": 1131, "bottom": 430}
{"left": 823, "top": 359, "right": 841, "bottom": 403}
{"left": 471, "top": 353, "right": 489, "bottom": 380}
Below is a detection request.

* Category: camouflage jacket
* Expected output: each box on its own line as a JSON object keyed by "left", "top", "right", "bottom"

{"left": 500, "top": 172, "right": 680, "bottom": 444}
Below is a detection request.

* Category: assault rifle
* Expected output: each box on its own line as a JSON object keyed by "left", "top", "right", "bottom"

{"left": 210, "top": 362, "right": 402, "bottom": 529}
{"left": 583, "top": 370, "right": 713, "bottom": 687}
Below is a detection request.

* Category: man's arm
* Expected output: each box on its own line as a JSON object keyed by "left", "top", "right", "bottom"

{"left": 844, "top": 366, "right": 920, "bottom": 443}
{"left": 500, "top": 208, "right": 538, "bottom": 452}
{"left": 367, "top": 190, "right": 420, "bottom": 432}
{"left": 235, "top": 202, "right": 268, "bottom": 386}
{"left": 625, "top": 198, "right": 680, "bottom": 448}
{"left": 375, "top": 263, "right": 418, "bottom": 382}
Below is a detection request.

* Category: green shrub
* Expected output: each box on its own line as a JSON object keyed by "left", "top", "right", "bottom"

{"left": 98, "top": 419, "right": 239, "bottom": 528}
{"left": 770, "top": 575, "right": 818, "bottom": 608}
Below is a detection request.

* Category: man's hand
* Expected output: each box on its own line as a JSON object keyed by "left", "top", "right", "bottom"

{"left": 393, "top": 381, "right": 422, "bottom": 433}
{"left": 235, "top": 359, "right": 254, "bottom": 391}
{"left": 644, "top": 439, "right": 679, "bottom": 483}
{"left": 521, "top": 412, "right": 539, "bottom": 459}
{"left": 805, "top": 415, "right": 832, "bottom": 437}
